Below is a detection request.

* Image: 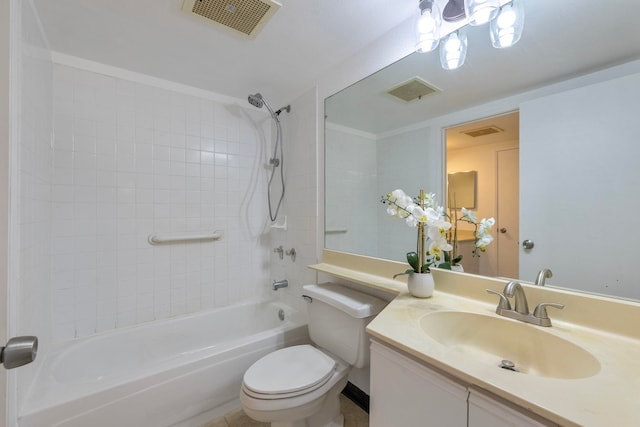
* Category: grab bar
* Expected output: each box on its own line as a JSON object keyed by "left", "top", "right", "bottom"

{"left": 148, "top": 230, "right": 223, "bottom": 245}
{"left": 325, "top": 228, "right": 348, "bottom": 234}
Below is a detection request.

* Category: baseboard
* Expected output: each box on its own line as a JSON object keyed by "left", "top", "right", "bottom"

{"left": 341, "top": 382, "right": 370, "bottom": 413}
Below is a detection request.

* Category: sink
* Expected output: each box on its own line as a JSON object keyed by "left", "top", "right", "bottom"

{"left": 419, "top": 311, "right": 600, "bottom": 379}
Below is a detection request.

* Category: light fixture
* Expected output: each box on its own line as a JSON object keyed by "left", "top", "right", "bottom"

{"left": 439, "top": 29, "right": 468, "bottom": 70}
{"left": 442, "top": 0, "right": 465, "bottom": 22}
{"left": 464, "top": 0, "right": 500, "bottom": 26}
{"left": 415, "top": 0, "right": 442, "bottom": 53}
{"left": 490, "top": 0, "right": 524, "bottom": 48}
{"left": 414, "top": 0, "right": 525, "bottom": 71}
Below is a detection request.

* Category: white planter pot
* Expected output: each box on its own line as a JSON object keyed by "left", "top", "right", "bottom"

{"left": 451, "top": 264, "right": 464, "bottom": 273}
{"left": 407, "top": 272, "right": 434, "bottom": 298}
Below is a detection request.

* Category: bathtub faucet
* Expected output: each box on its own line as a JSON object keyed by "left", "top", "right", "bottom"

{"left": 272, "top": 279, "right": 289, "bottom": 291}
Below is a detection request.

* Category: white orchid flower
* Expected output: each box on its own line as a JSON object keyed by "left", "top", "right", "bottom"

{"left": 425, "top": 207, "right": 443, "bottom": 223}
{"left": 478, "top": 217, "right": 496, "bottom": 235}
{"left": 428, "top": 239, "right": 453, "bottom": 262}
{"left": 423, "top": 192, "right": 437, "bottom": 209}
{"left": 389, "top": 189, "right": 407, "bottom": 203}
{"left": 461, "top": 207, "right": 477, "bottom": 222}
{"left": 475, "top": 234, "right": 494, "bottom": 250}
{"left": 427, "top": 220, "right": 452, "bottom": 242}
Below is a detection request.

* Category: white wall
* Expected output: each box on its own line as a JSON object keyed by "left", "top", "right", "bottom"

{"left": 520, "top": 71, "right": 640, "bottom": 299}
{"left": 325, "top": 123, "right": 378, "bottom": 258}
{"left": 270, "top": 86, "right": 320, "bottom": 312}
{"left": 376, "top": 126, "right": 442, "bottom": 263}
{"left": 49, "top": 60, "right": 274, "bottom": 342}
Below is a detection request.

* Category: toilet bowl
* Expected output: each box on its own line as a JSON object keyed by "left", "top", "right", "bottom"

{"left": 239, "top": 283, "right": 386, "bottom": 427}
{"left": 240, "top": 345, "right": 349, "bottom": 427}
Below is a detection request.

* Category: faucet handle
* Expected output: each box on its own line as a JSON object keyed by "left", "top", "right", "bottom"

{"left": 487, "top": 289, "right": 512, "bottom": 312}
{"left": 533, "top": 302, "right": 565, "bottom": 320}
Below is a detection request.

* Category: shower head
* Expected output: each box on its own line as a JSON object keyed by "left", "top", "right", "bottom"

{"left": 248, "top": 93, "right": 264, "bottom": 109}
{"left": 248, "top": 92, "right": 279, "bottom": 119}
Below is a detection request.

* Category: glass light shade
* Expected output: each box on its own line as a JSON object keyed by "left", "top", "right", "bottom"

{"left": 415, "top": 1, "right": 442, "bottom": 53}
{"left": 439, "top": 30, "right": 468, "bottom": 70}
{"left": 490, "top": 0, "right": 525, "bottom": 48}
{"left": 464, "top": 0, "right": 500, "bottom": 26}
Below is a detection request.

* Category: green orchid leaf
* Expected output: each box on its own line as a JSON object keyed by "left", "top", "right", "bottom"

{"left": 406, "top": 252, "right": 419, "bottom": 271}
{"left": 452, "top": 255, "right": 463, "bottom": 264}
{"left": 393, "top": 269, "right": 415, "bottom": 279}
{"left": 438, "top": 262, "right": 452, "bottom": 270}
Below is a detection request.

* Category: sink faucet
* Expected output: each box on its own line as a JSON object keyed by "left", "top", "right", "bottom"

{"left": 504, "top": 281, "right": 529, "bottom": 315}
{"left": 534, "top": 268, "right": 553, "bottom": 286}
{"left": 487, "top": 281, "right": 565, "bottom": 327}
{"left": 272, "top": 279, "right": 288, "bottom": 291}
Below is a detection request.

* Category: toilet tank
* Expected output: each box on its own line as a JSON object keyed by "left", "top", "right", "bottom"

{"left": 302, "top": 283, "right": 386, "bottom": 368}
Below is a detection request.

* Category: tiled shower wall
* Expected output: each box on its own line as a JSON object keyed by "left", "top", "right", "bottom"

{"left": 51, "top": 63, "right": 273, "bottom": 342}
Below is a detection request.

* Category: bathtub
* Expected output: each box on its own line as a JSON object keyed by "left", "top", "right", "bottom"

{"left": 19, "top": 300, "right": 309, "bottom": 427}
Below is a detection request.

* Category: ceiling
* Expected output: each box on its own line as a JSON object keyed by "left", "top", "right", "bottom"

{"left": 31, "top": 0, "right": 415, "bottom": 108}
{"left": 325, "top": 0, "right": 640, "bottom": 135}
{"left": 32, "top": 0, "right": 640, "bottom": 120}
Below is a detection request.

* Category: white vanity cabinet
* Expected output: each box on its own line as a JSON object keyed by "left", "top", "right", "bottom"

{"left": 370, "top": 341, "right": 558, "bottom": 427}
{"left": 468, "top": 388, "right": 558, "bottom": 427}
{"left": 370, "top": 340, "right": 468, "bottom": 427}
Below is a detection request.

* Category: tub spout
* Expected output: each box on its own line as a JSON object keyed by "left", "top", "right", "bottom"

{"left": 272, "top": 279, "right": 288, "bottom": 291}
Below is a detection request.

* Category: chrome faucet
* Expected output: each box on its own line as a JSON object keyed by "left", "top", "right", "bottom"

{"left": 504, "top": 281, "right": 529, "bottom": 315}
{"left": 273, "top": 246, "right": 284, "bottom": 260}
{"left": 534, "top": 268, "right": 553, "bottom": 286}
{"left": 487, "top": 281, "right": 565, "bottom": 327}
{"left": 272, "top": 279, "right": 288, "bottom": 291}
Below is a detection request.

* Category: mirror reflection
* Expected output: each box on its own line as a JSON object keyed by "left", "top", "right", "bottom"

{"left": 324, "top": 0, "right": 640, "bottom": 300}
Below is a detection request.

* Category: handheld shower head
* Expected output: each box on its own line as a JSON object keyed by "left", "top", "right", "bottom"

{"left": 248, "top": 93, "right": 264, "bottom": 109}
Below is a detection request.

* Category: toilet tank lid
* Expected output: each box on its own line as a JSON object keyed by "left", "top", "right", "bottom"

{"left": 302, "top": 283, "right": 386, "bottom": 318}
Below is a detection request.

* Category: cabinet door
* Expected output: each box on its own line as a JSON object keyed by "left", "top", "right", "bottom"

{"left": 370, "top": 341, "right": 468, "bottom": 427}
{"left": 468, "top": 388, "right": 558, "bottom": 427}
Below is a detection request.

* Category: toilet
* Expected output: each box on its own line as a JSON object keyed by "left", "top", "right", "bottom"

{"left": 240, "top": 283, "right": 386, "bottom": 427}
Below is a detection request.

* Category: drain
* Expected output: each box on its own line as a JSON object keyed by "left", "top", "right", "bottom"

{"left": 278, "top": 309, "right": 285, "bottom": 321}
{"left": 499, "top": 359, "right": 518, "bottom": 372}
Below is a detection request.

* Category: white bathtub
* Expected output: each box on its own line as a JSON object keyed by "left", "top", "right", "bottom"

{"left": 19, "top": 300, "right": 309, "bottom": 427}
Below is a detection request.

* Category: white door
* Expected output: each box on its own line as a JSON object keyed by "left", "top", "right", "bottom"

{"left": 496, "top": 149, "right": 519, "bottom": 279}
{"left": 520, "top": 72, "right": 640, "bottom": 298}
{"left": 1, "top": 0, "right": 11, "bottom": 421}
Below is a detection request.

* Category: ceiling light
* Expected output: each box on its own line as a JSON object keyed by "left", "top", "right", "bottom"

{"left": 442, "top": 0, "right": 466, "bottom": 22}
{"left": 464, "top": 0, "right": 500, "bottom": 26}
{"left": 414, "top": 0, "right": 524, "bottom": 70}
{"left": 490, "top": 0, "right": 524, "bottom": 48}
{"left": 416, "top": 0, "right": 442, "bottom": 53}
{"left": 440, "top": 30, "right": 468, "bottom": 70}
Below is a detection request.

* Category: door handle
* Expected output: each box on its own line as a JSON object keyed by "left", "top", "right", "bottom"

{"left": 522, "top": 239, "right": 534, "bottom": 250}
{"left": 1, "top": 336, "right": 38, "bottom": 369}
{"left": 499, "top": 228, "right": 507, "bottom": 234}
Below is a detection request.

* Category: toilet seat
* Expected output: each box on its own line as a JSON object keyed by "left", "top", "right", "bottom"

{"left": 242, "top": 345, "right": 337, "bottom": 400}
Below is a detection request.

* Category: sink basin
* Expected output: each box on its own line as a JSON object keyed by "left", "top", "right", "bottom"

{"left": 419, "top": 311, "right": 600, "bottom": 379}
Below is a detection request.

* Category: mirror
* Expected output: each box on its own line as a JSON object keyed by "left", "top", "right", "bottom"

{"left": 324, "top": 0, "right": 640, "bottom": 300}
{"left": 448, "top": 171, "right": 476, "bottom": 210}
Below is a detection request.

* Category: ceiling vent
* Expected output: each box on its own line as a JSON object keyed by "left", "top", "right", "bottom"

{"left": 386, "top": 77, "right": 439, "bottom": 103}
{"left": 182, "top": 0, "right": 281, "bottom": 39}
{"left": 462, "top": 126, "right": 504, "bottom": 138}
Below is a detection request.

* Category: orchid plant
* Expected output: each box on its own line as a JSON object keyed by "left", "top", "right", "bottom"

{"left": 382, "top": 189, "right": 496, "bottom": 278}
{"left": 382, "top": 189, "right": 453, "bottom": 278}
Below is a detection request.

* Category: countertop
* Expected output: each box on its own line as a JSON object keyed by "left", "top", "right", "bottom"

{"left": 310, "top": 250, "right": 640, "bottom": 427}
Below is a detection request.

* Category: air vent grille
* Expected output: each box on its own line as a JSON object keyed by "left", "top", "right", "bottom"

{"left": 462, "top": 126, "right": 503, "bottom": 138}
{"left": 386, "top": 77, "right": 438, "bottom": 103}
{"left": 182, "top": 0, "right": 281, "bottom": 39}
